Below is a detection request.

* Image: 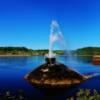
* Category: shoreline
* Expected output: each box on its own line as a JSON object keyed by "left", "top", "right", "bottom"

{"left": 0, "top": 54, "right": 63, "bottom": 57}
{"left": 0, "top": 55, "right": 34, "bottom": 57}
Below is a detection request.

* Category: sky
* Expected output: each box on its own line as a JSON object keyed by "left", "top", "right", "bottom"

{"left": 0, "top": 0, "right": 100, "bottom": 50}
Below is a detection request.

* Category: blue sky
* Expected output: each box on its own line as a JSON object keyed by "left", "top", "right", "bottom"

{"left": 0, "top": 0, "right": 100, "bottom": 50}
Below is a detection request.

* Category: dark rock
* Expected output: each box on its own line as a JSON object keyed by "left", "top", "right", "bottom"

{"left": 25, "top": 57, "right": 86, "bottom": 88}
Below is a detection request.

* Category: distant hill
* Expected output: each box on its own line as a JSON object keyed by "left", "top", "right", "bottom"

{"left": 0, "top": 47, "right": 64, "bottom": 56}
{"left": 0, "top": 46, "right": 100, "bottom": 57}
{"left": 0, "top": 47, "right": 31, "bottom": 56}
{"left": 76, "top": 47, "right": 100, "bottom": 56}
{"left": 75, "top": 47, "right": 100, "bottom": 63}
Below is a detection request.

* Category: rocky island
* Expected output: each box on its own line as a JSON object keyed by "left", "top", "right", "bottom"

{"left": 25, "top": 57, "right": 87, "bottom": 88}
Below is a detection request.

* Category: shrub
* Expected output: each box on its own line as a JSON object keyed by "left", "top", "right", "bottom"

{"left": 67, "top": 89, "right": 100, "bottom": 100}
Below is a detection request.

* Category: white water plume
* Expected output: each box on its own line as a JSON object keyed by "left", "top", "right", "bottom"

{"left": 47, "top": 20, "right": 82, "bottom": 75}
{"left": 48, "top": 20, "right": 68, "bottom": 58}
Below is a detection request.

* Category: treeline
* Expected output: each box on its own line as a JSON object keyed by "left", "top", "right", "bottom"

{"left": 0, "top": 47, "right": 30, "bottom": 55}
{"left": 75, "top": 47, "right": 100, "bottom": 62}
{"left": 0, "top": 46, "right": 100, "bottom": 57}
{"left": 76, "top": 47, "right": 100, "bottom": 56}
{"left": 0, "top": 47, "right": 64, "bottom": 56}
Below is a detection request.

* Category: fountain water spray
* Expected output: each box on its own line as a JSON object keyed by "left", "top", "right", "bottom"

{"left": 48, "top": 20, "right": 67, "bottom": 58}
{"left": 48, "top": 20, "right": 79, "bottom": 73}
{"left": 25, "top": 20, "right": 89, "bottom": 89}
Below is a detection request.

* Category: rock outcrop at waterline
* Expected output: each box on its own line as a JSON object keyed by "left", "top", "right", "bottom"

{"left": 25, "top": 57, "right": 86, "bottom": 88}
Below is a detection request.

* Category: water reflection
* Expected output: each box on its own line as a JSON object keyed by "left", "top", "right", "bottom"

{"left": 0, "top": 56, "right": 99, "bottom": 100}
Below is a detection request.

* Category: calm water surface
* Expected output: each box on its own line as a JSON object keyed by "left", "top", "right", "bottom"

{"left": 0, "top": 56, "right": 100, "bottom": 100}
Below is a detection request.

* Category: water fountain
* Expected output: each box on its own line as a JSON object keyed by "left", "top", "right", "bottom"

{"left": 25, "top": 21, "right": 88, "bottom": 88}
{"left": 48, "top": 20, "right": 69, "bottom": 58}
